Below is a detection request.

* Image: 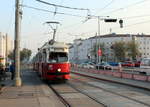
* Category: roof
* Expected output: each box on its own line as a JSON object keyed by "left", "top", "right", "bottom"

{"left": 89, "top": 33, "right": 150, "bottom": 39}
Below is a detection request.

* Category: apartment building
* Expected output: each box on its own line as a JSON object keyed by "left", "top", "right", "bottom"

{"left": 69, "top": 33, "right": 150, "bottom": 63}
{"left": 0, "top": 32, "right": 13, "bottom": 65}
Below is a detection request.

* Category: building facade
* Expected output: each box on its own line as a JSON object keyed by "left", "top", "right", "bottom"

{"left": 69, "top": 33, "right": 150, "bottom": 63}
{"left": 0, "top": 32, "right": 13, "bottom": 66}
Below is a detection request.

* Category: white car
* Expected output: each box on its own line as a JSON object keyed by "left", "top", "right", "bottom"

{"left": 140, "top": 58, "right": 150, "bottom": 75}
{"left": 81, "top": 63, "right": 95, "bottom": 69}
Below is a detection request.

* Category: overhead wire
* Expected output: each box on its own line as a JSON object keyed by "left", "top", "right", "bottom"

{"left": 100, "top": 0, "right": 149, "bottom": 15}
{"left": 21, "top": 1, "right": 150, "bottom": 42}
{"left": 120, "top": 14, "right": 150, "bottom": 20}
{"left": 94, "top": 0, "right": 115, "bottom": 15}
{"left": 21, "top": 4, "right": 89, "bottom": 38}
{"left": 36, "top": 0, "right": 89, "bottom": 11}
{"left": 21, "top": 4, "right": 85, "bottom": 18}
{"left": 114, "top": 19, "right": 150, "bottom": 30}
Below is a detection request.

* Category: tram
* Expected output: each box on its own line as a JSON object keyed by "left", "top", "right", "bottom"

{"left": 33, "top": 40, "right": 70, "bottom": 81}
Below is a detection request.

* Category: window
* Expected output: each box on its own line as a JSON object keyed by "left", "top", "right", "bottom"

{"left": 49, "top": 52, "right": 68, "bottom": 63}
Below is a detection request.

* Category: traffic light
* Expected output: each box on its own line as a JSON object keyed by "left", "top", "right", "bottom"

{"left": 104, "top": 19, "right": 117, "bottom": 22}
{"left": 119, "top": 19, "right": 123, "bottom": 28}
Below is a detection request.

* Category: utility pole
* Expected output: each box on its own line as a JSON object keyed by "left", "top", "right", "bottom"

{"left": 84, "top": 15, "right": 117, "bottom": 64}
{"left": 5, "top": 34, "right": 8, "bottom": 67}
{"left": 98, "top": 16, "right": 101, "bottom": 64}
{"left": 14, "top": 0, "right": 22, "bottom": 86}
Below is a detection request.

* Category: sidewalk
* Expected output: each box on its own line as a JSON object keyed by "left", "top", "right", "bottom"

{"left": 0, "top": 69, "right": 65, "bottom": 107}
{"left": 71, "top": 70, "right": 150, "bottom": 90}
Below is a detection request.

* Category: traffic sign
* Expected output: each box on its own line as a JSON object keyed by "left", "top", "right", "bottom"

{"left": 98, "top": 49, "right": 102, "bottom": 56}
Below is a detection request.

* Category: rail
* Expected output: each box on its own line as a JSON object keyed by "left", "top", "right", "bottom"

{"left": 49, "top": 85, "right": 71, "bottom": 107}
{"left": 71, "top": 77, "right": 150, "bottom": 107}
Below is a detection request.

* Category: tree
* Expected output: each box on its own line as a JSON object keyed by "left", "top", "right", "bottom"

{"left": 8, "top": 48, "right": 32, "bottom": 62}
{"left": 20, "top": 48, "right": 32, "bottom": 62}
{"left": 8, "top": 51, "right": 14, "bottom": 60}
{"left": 126, "top": 41, "right": 140, "bottom": 60}
{"left": 111, "top": 41, "right": 126, "bottom": 61}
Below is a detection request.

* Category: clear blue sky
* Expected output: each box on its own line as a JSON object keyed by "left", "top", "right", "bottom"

{"left": 1, "top": 0, "right": 150, "bottom": 55}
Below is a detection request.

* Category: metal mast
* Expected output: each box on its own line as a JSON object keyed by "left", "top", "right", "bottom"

{"left": 14, "top": 0, "right": 22, "bottom": 86}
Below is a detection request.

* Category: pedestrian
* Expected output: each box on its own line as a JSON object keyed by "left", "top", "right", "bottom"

{"left": 10, "top": 62, "right": 15, "bottom": 80}
{"left": 0, "top": 63, "right": 6, "bottom": 80}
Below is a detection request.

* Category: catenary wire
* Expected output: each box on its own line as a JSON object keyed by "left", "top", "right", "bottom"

{"left": 94, "top": 0, "right": 115, "bottom": 15}
{"left": 21, "top": 4, "right": 86, "bottom": 18}
{"left": 36, "top": 0, "right": 89, "bottom": 11}
{"left": 100, "top": 0, "right": 149, "bottom": 15}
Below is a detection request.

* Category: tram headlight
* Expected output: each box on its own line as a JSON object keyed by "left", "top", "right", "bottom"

{"left": 57, "top": 68, "right": 61, "bottom": 72}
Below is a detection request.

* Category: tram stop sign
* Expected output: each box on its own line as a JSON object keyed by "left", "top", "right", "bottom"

{"left": 98, "top": 49, "right": 102, "bottom": 56}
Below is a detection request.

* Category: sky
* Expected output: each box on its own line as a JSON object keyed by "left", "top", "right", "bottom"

{"left": 0, "top": 0, "right": 150, "bottom": 56}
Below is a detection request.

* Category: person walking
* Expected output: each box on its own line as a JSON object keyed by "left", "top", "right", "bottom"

{"left": 0, "top": 63, "right": 6, "bottom": 80}
{"left": 10, "top": 63, "right": 15, "bottom": 80}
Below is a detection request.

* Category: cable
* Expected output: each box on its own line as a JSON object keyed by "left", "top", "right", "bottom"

{"left": 94, "top": 0, "right": 115, "bottom": 15}
{"left": 21, "top": 4, "right": 85, "bottom": 17}
{"left": 120, "top": 14, "right": 150, "bottom": 19}
{"left": 111, "top": 19, "right": 150, "bottom": 31}
{"left": 122, "top": 19, "right": 150, "bottom": 28}
{"left": 100, "top": 0, "right": 149, "bottom": 15}
{"left": 36, "top": 0, "right": 89, "bottom": 11}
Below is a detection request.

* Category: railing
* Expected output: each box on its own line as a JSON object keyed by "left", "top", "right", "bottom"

{"left": 71, "top": 66, "right": 150, "bottom": 82}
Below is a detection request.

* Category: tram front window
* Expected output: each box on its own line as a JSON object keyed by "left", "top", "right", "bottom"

{"left": 49, "top": 52, "right": 68, "bottom": 63}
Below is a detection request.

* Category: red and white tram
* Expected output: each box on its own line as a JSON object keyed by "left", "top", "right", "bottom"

{"left": 33, "top": 40, "right": 70, "bottom": 81}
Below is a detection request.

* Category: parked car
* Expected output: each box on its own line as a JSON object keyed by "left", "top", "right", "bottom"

{"left": 134, "top": 61, "right": 141, "bottom": 67}
{"left": 108, "top": 62, "right": 119, "bottom": 66}
{"left": 95, "top": 62, "right": 113, "bottom": 70}
{"left": 80, "top": 63, "right": 95, "bottom": 69}
{"left": 140, "top": 58, "right": 150, "bottom": 75}
{"left": 121, "top": 61, "right": 135, "bottom": 67}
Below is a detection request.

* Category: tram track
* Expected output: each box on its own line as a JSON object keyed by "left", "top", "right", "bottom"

{"left": 67, "top": 82, "right": 108, "bottom": 107}
{"left": 48, "top": 82, "right": 105, "bottom": 107}
{"left": 49, "top": 85, "right": 71, "bottom": 107}
{"left": 70, "top": 75, "right": 150, "bottom": 107}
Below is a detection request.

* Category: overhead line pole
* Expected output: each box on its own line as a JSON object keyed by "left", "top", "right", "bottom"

{"left": 98, "top": 16, "right": 101, "bottom": 64}
{"left": 5, "top": 34, "right": 8, "bottom": 67}
{"left": 14, "top": 0, "right": 22, "bottom": 86}
{"left": 83, "top": 15, "right": 117, "bottom": 64}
